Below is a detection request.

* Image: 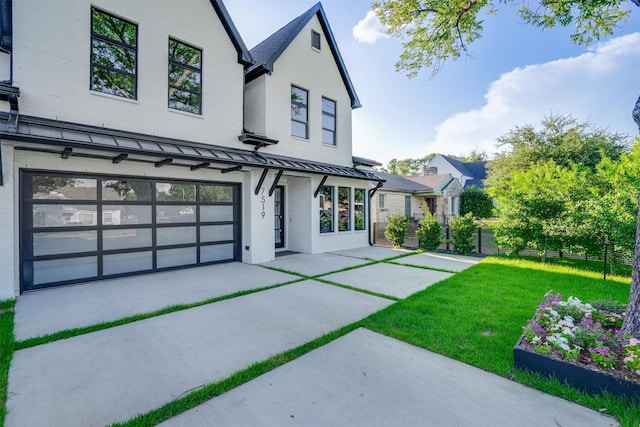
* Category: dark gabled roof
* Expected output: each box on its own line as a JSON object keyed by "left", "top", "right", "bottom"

{"left": 376, "top": 172, "right": 432, "bottom": 193}
{"left": 439, "top": 155, "right": 487, "bottom": 188}
{"left": 0, "top": 113, "right": 384, "bottom": 182}
{"left": 246, "top": 2, "right": 361, "bottom": 109}
{"left": 210, "top": 0, "right": 253, "bottom": 66}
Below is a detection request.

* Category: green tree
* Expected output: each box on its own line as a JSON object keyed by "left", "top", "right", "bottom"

{"left": 416, "top": 203, "right": 443, "bottom": 250}
{"left": 460, "top": 186, "right": 494, "bottom": 219}
{"left": 381, "top": 154, "right": 436, "bottom": 176}
{"left": 486, "top": 114, "right": 629, "bottom": 196}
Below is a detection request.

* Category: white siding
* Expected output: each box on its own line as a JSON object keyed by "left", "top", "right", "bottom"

{"left": 247, "top": 17, "right": 354, "bottom": 166}
{"left": 12, "top": 0, "right": 244, "bottom": 146}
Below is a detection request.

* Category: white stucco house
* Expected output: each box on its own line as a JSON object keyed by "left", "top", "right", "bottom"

{"left": 421, "top": 154, "right": 487, "bottom": 189}
{"left": 0, "top": 1, "right": 383, "bottom": 297}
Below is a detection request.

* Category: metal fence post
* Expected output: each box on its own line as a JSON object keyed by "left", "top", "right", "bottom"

{"left": 477, "top": 227, "right": 482, "bottom": 254}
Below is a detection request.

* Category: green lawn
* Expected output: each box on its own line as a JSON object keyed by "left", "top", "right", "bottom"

{"left": 363, "top": 255, "right": 640, "bottom": 426}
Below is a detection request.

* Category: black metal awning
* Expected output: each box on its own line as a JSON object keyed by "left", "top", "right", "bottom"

{"left": 0, "top": 114, "right": 384, "bottom": 183}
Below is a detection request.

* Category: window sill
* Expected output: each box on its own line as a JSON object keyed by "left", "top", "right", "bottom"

{"left": 90, "top": 90, "right": 139, "bottom": 104}
{"left": 322, "top": 142, "right": 338, "bottom": 148}
{"left": 168, "top": 108, "right": 204, "bottom": 119}
{"left": 291, "top": 135, "right": 311, "bottom": 143}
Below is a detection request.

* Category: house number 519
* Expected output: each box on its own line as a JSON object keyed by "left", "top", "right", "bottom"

{"left": 260, "top": 187, "right": 266, "bottom": 219}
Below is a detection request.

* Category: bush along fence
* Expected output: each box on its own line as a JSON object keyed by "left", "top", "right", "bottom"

{"left": 372, "top": 221, "right": 632, "bottom": 275}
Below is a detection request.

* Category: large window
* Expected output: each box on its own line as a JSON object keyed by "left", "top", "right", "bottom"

{"left": 168, "top": 39, "right": 202, "bottom": 114}
{"left": 291, "top": 85, "right": 308, "bottom": 139}
{"left": 90, "top": 8, "right": 138, "bottom": 99}
{"left": 20, "top": 173, "right": 239, "bottom": 291}
{"left": 319, "top": 185, "right": 333, "bottom": 233}
{"left": 338, "top": 187, "right": 351, "bottom": 231}
{"left": 354, "top": 188, "right": 365, "bottom": 231}
{"left": 322, "top": 97, "right": 336, "bottom": 145}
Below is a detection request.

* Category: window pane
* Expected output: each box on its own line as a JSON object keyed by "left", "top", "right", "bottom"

{"left": 291, "top": 106, "right": 307, "bottom": 121}
{"left": 169, "top": 39, "right": 201, "bottom": 69}
{"left": 169, "top": 64, "right": 201, "bottom": 89}
{"left": 200, "top": 185, "right": 233, "bottom": 202}
{"left": 200, "top": 205, "right": 234, "bottom": 222}
{"left": 157, "top": 226, "right": 196, "bottom": 246}
{"left": 338, "top": 187, "right": 351, "bottom": 231}
{"left": 322, "top": 98, "right": 335, "bottom": 114}
{"left": 291, "top": 86, "right": 307, "bottom": 104}
{"left": 291, "top": 121, "right": 307, "bottom": 139}
{"left": 320, "top": 186, "right": 333, "bottom": 233}
{"left": 355, "top": 188, "right": 365, "bottom": 231}
{"left": 102, "top": 180, "right": 152, "bottom": 201}
{"left": 104, "top": 205, "right": 152, "bottom": 225}
{"left": 157, "top": 247, "right": 197, "bottom": 268}
{"left": 322, "top": 113, "right": 336, "bottom": 131}
{"left": 104, "top": 251, "right": 152, "bottom": 275}
{"left": 92, "top": 39, "right": 136, "bottom": 73}
{"left": 34, "top": 231, "right": 97, "bottom": 256}
{"left": 168, "top": 89, "right": 201, "bottom": 114}
{"left": 32, "top": 177, "right": 97, "bottom": 200}
{"left": 322, "top": 129, "right": 335, "bottom": 145}
{"left": 33, "top": 257, "right": 97, "bottom": 285}
{"left": 33, "top": 205, "right": 97, "bottom": 227}
{"left": 156, "top": 205, "right": 196, "bottom": 223}
{"left": 156, "top": 183, "right": 196, "bottom": 202}
{"left": 201, "top": 243, "right": 234, "bottom": 263}
{"left": 92, "top": 9, "right": 137, "bottom": 46}
{"left": 200, "top": 224, "right": 234, "bottom": 243}
{"left": 103, "top": 228, "right": 152, "bottom": 251}
{"left": 91, "top": 67, "right": 135, "bottom": 98}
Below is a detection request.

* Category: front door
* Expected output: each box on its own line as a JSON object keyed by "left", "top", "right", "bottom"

{"left": 274, "top": 186, "right": 285, "bottom": 248}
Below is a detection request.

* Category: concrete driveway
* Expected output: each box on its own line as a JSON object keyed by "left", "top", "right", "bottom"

{"left": 6, "top": 247, "right": 617, "bottom": 427}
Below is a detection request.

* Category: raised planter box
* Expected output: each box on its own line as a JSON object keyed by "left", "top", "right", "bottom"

{"left": 514, "top": 335, "right": 640, "bottom": 401}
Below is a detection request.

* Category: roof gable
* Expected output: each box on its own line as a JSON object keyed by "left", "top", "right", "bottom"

{"left": 376, "top": 172, "right": 432, "bottom": 193}
{"left": 246, "top": 2, "right": 361, "bottom": 109}
{"left": 209, "top": 0, "right": 253, "bottom": 66}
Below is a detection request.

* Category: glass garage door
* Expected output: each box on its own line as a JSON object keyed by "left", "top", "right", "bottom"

{"left": 20, "top": 172, "right": 240, "bottom": 292}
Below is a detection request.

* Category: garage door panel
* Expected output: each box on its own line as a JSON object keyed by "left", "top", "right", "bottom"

{"left": 20, "top": 172, "right": 240, "bottom": 292}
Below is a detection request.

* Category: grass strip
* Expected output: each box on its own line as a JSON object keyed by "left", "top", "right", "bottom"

{"left": 16, "top": 279, "right": 303, "bottom": 350}
{"left": 0, "top": 299, "right": 15, "bottom": 427}
{"left": 362, "top": 255, "right": 639, "bottom": 426}
{"left": 384, "top": 261, "right": 456, "bottom": 274}
{"left": 311, "top": 278, "right": 400, "bottom": 302}
{"left": 109, "top": 322, "right": 363, "bottom": 427}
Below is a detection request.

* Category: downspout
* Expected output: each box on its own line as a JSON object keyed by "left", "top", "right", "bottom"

{"left": 367, "top": 182, "right": 383, "bottom": 246}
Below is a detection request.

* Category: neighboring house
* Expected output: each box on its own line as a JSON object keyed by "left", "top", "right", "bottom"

{"left": 420, "top": 154, "right": 487, "bottom": 189}
{"left": 407, "top": 173, "right": 464, "bottom": 224}
{"left": 373, "top": 171, "right": 463, "bottom": 226}
{"left": 0, "top": 1, "right": 383, "bottom": 298}
{"left": 371, "top": 172, "right": 432, "bottom": 223}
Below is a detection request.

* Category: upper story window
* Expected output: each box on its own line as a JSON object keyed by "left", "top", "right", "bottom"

{"left": 322, "top": 97, "right": 336, "bottom": 145}
{"left": 90, "top": 8, "right": 137, "bottom": 99}
{"left": 291, "top": 85, "right": 308, "bottom": 139}
{"left": 311, "top": 30, "right": 321, "bottom": 50}
{"left": 168, "top": 39, "right": 202, "bottom": 114}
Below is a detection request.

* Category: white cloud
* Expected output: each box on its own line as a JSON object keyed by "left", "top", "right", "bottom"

{"left": 352, "top": 11, "right": 387, "bottom": 44}
{"left": 425, "top": 33, "right": 640, "bottom": 157}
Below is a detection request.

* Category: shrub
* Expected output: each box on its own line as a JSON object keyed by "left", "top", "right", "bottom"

{"left": 416, "top": 206, "right": 442, "bottom": 250}
{"left": 460, "top": 186, "right": 494, "bottom": 219}
{"left": 384, "top": 214, "right": 410, "bottom": 248}
{"left": 449, "top": 213, "right": 476, "bottom": 255}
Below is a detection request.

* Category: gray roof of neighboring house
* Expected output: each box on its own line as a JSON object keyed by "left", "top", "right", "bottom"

{"left": 246, "top": 2, "right": 361, "bottom": 109}
{"left": 439, "top": 155, "right": 487, "bottom": 188}
{"left": 376, "top": 172, "right": 432, "bottom": 193}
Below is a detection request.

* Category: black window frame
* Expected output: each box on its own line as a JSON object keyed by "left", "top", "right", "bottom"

{"left": 90, "top": 7, "right": 138, "bottom": 99}
{"left": 20, "top": 171, "right": 241, "bottom": 292}
{"left": 322, "top": 97, "right": 337, "bottom": 145}
{"left": 354, "top": 188, "right": 366, "bottom": 231}
{"left": 319, "top": 185, "right": 334, "bottom": 233}
{"left": 338, "top": 187, "right": 351, "bottom": 232}
{"left": 168, "top": 38, "right": 203, "bottom": 115}
{"left": 291, "top": 85, "right": 309, "bottom": 139}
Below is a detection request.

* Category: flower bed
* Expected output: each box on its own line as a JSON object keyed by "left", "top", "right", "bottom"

{"left": 515, "top": 291, "right": 640, "bottom": 400}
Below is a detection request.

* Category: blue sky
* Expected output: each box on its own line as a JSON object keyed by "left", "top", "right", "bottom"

{"left": 224, "top": 1, "right": 640, "bottom": 166}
